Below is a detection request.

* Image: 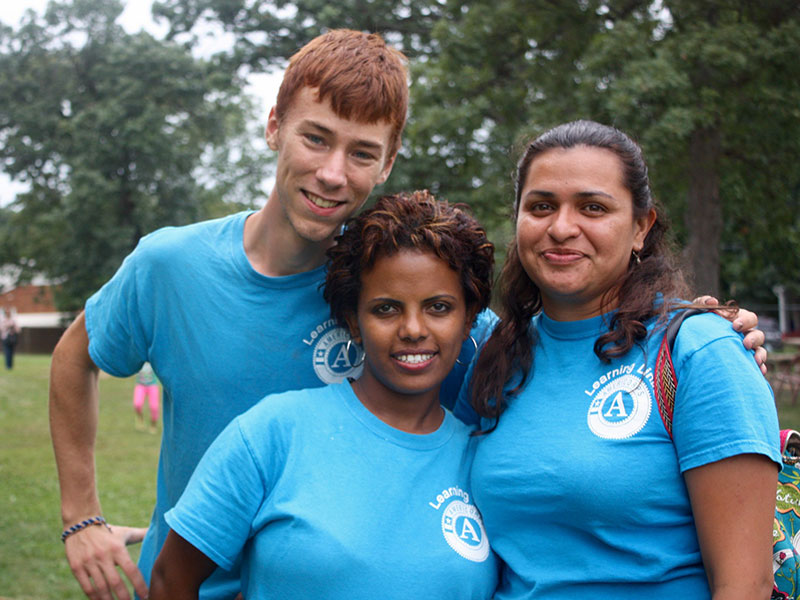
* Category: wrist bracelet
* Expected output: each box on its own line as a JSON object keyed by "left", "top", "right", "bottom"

{"left": 61, "top": 516, "right": 111, "bottom": 543}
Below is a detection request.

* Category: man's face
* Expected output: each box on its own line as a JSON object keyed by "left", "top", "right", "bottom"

{"left": 266, "top": 87, "right": 397, "bottom": 246}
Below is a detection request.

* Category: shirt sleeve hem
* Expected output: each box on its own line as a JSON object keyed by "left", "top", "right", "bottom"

{"left": 84, "top": 300, "right": 134, "bottom": 377}
{"left": 164, "top": 510, "right": 236, "bottom": 572}
{"left": 679, "top": 440, "right": 781, "bottom": 473}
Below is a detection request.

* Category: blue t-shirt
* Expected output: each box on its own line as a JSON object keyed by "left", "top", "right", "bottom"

{"left": 85, "top": 211, "right": 491, "bottom": 598}
{"left": 166, "top": 382, "right": 499, "bottom": 599}
{"left": 458, "top": 310, "right": 780, "bottom": 599}
{"left": 85, "top": 212, "right": 365, "bottom": 597}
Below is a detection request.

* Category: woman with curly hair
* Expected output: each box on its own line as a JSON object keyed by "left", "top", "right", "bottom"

{"left": 149, "top": 191, "right": 499, "bottom": 599}
{"left": 457, "top": 120, "right": 780, "bottom": 599}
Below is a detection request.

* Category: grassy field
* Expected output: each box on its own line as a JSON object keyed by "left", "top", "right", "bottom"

{"left": 0, "top": 354, "right": 159, "bottom": 599}
{"left": 1, "top": 353, "right": 799, "bottom": 599}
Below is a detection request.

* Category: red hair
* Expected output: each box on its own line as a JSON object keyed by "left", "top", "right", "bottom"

{"left": 276, "top": 29, "right": 408, "bottom": 154}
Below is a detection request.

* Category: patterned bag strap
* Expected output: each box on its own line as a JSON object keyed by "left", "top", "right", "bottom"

{"left": 653, "top": 308, "right": 705, "bottom": 439}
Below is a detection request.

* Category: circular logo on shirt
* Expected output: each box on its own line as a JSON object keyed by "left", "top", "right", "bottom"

{"left": 441, "top": 500, "right": 490, "bottom": 562}
{"left": 587, "top": 373, "right": 652, "bottom": 439}
{"left": 312, "top": 326, "right": 363, "bottom": 384}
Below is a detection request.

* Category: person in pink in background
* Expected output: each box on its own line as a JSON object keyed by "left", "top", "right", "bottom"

{"left": 133, "top": 362, "right": 160, "bottom": 433}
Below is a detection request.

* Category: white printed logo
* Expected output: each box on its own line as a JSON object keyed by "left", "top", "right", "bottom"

{"left": 307, "top": 322, "right": 363, "bottom": 384}
{"left": 440, "top": 500, "right": 490, "bottom": 562}
{"left": 587, "top": 373, "right": 652, "bottom": 439}
{"left": 428, "top": 487, "right": 490, "bottom": 562}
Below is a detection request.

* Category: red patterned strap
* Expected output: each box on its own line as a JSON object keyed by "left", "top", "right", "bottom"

{"left": 653, "top": 309, "right": 705, "bottom": 440}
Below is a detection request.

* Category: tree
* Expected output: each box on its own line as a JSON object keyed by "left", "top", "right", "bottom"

{"left": 579, "top": 0, "right": 800, "bottom": 297}
{"left": 154, "top": 0, "right": 800, "bottom": 300}
{"left": 0, "top": 0, "right": 270, "bottom": 310}
{"left": 151, "top": 0, "right": 444, "bottom": 67}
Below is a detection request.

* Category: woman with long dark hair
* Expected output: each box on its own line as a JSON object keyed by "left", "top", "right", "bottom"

{"left": 459, "top": 120, "right": 779, "bottom": 599}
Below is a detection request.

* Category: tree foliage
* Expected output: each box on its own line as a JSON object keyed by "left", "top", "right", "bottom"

{"left": 0, "top": 0, "right": 270, "bottom": 310}
{"left": 5, "top": 0, "right": 799, "bottom": 307}
{"left": 579, "top": 0, "right": 800, "bottom": 298}
{"left": 152, "top": 0, "right": 444, "bottom": 66}
{"left": 391, "top": 0, "right": 800, "bottom": 299}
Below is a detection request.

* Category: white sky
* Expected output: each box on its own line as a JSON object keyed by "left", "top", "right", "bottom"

{"left": 0, "top": 0, "right": 284, "bottom": 205}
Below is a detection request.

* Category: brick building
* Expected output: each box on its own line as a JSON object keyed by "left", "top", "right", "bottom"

{"left": 0, "top": 282, "right": 71, "bottom": 353}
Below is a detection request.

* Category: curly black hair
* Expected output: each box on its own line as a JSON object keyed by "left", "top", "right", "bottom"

{"left": 324, "top": 190, "right": 494, "bottom": 330}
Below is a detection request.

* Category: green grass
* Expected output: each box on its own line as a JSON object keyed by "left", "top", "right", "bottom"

{"left": 0, "top": 355, "right": 159, "bottom": 600}
{"left": 0, "top": 354, "right": 798, "bottom": 599}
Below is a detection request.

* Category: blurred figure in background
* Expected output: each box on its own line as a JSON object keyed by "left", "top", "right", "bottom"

{"left": 1, "top": 308, "right": 20, "bottom": 369}
{"left": 133, "top": 362, "right": 160, "bottom": 433}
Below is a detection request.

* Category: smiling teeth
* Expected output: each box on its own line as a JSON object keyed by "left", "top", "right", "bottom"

{"left": 397, "top": 354, "right": 434, "bottom": 364}
{"left": 307, "top": 193, "right": 339, "bottom": 209}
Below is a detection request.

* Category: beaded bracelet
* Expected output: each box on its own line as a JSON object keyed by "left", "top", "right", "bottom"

{"left": 61, "top": 516, "right": 111, "bottom": 543}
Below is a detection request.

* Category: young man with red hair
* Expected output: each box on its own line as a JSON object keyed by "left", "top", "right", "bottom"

{"left": 49, "top": 30, "right": 408, "bottom": 600}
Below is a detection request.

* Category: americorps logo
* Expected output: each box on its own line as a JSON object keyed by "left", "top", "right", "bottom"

{"left": 585, "top": 361, "right": 653, "bottom": 440}
{"left": 303, "top": 319, "right": 363, "bottom": 384}
{"left": 428, "top": 486, "right": 490, "bottom": 562}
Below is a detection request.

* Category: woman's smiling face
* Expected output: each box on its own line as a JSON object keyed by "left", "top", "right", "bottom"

{"left": 516, "top": 145, "right": 654, "bottom": 321}
{"left": 348, "top": 249, "right": 472, "bottom": 406}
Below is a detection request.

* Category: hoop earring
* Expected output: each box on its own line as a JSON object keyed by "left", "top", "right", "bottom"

{"left": 631, "top": 250, "right": 641, "bottom": 265}
{"left": 455, "top": 335, "right": 479, "bottom": 366}
{"left": 345, "top": 338, "right": 365, "bottom": 368}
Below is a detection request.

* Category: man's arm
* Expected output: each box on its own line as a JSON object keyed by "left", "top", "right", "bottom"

{"left": 49, "top": 312, "right": 148, "bottom": 600}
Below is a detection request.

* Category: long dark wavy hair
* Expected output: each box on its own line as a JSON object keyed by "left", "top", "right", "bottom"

{"left": 470, "top": 120, "right": 690, "bottom": 428}
{"left": 324, "top": 190, "right": 494, "bottom": 332}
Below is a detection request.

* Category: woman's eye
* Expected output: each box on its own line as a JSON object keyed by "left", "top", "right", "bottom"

{"left": 429, "top": 302, "right": 450, "bottom": 313}
{"left": 527, "top": 202, "right": 553, "bottom": 214}
{"left": 374, "top": 304, "right": 396, "bottom": 315}
{"left": 584, "top": 203, "right": 607, "bottom": 214}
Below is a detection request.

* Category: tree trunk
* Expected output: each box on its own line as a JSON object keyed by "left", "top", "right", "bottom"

{"left": 683, "top": 126, "right": 722, "bottom": 297}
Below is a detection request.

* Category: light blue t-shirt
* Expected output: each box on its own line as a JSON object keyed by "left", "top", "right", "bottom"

{"left": 85, "top": 212, "right": 365, "bottom": 598}
{"left": 84, "top": 211, "right": 492, "bottom": 598}
{"left": 458, "top": 310, "right": 780, "bottom": 599}
{"left": 166, "top": 382, "right": 499, "bottom": 599}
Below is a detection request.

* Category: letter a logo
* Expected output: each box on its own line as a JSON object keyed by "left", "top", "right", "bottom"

{"left": 441, "top": 501, "right": 490, "bottom": 562}
{"left": 459, "top": 518, "right": 480, "bottom": 542}
{"left": 587, "top": 373, "right": 651, "bottom": 439}
{"left": 330, "top": 344, "right": 351, "bottom": 369}
{"left": 604, "top": 392, "right": 628, "bottom": 417}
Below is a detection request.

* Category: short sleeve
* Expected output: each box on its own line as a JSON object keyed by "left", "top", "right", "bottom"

{"left": 165, "top": 416, "right": 267, "bottom": 570}
{"left": 672, "top": 314, "right": 781, "bottom": 472}
{"left": 84, "top": 237, "right": 158, "bottom": 377}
